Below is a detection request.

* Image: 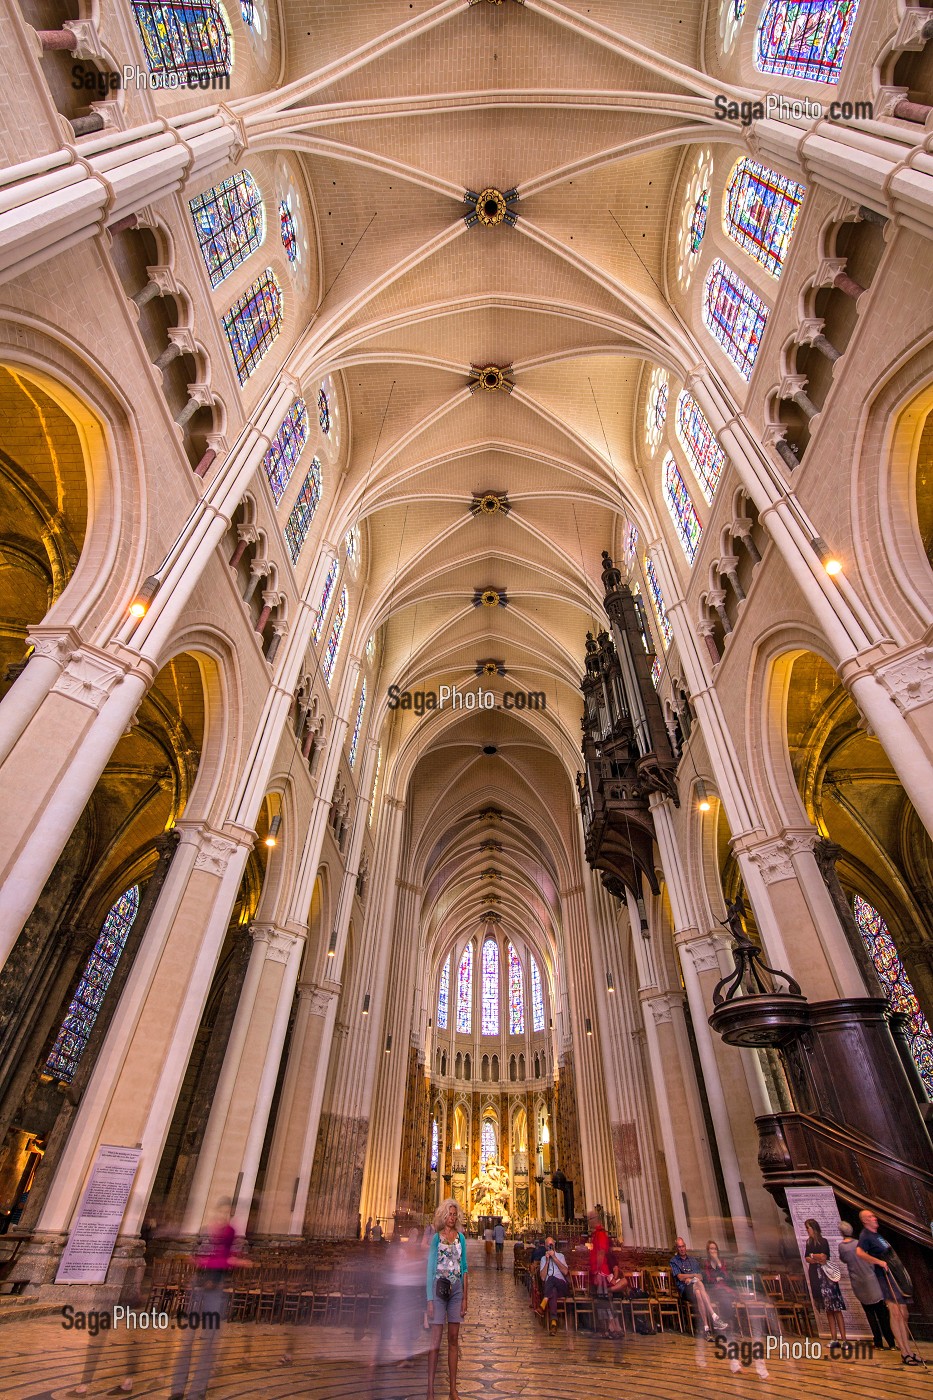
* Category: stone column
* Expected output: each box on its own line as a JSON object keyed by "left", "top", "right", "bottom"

{"left": 17, "top": 822, "right": 253, "bottom": 1296}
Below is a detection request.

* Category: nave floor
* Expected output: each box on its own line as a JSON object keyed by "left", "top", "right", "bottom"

{"left": 0, "top": 1244, "right": 929, "bottom": 1400}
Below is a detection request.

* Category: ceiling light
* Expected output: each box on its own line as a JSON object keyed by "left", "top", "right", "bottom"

{"left": 385, "top": 1034, "right": 392, "bottom": 1054}
{"left": 264, "top": 813, "right": 282, "bottom": 848}
{"left": 585, "top": 1017, "right": 593, "bottom": 1036}
{"left": 362, "top": 993, "right": 371, "bottom": 1016}
{"left": 606, "top": 971, "right": 615, "bottom": 993}
{"left": 697, "top": 781, "right": 711, "bottom": 813}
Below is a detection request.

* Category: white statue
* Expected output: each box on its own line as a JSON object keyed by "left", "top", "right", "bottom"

{"left": 469, "top": 1156, "right": 511, "bottom": 1223}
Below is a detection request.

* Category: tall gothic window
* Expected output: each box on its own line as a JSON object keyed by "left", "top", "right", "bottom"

{"left": 481, "top": 1118, "right": 497, "bottom": 1169}
{"left": 651, "top": 657, "right": 663, "bottom": 688}
{"left": 319, "top": 387, "right": 331, "bottom": 436}
{"left": 457, "top": 943, "right": 473, "bottom": 1033}
{"left": 312, "top": 559, "right": 339, "bottom": 642}
{"left": 223, "top": 269, "right": 283, "bottom": 385}
{"left": 702, "top": 260, "right": 770, "bottom": 380}
{"left": 131, "top": 1, "right": 232, "bottom": 85}
{"left": 348, "top": 680, "right": 367, "bottom": 767}
{"left": 675, "top": 393, "right": 726, "bottom": 505}
{"left": 644, "top": 558, "right": 674, "bottom": 648}
{"left": 645, "top": 367, "right": 669, "bottom": 452}
{"left": 322, "top": 587, "right": 347, "bottom": 685}
{"left": 723, "top": 158, "right": 805, "bottom": 278}
{"left": 853, "top": 895, "right": 933, "bottom": 1095}
{"left": 430, "top": 1117, "right": 439, "bottom": 1171}
{"left": 663, "top": 453, "right": 703, "bottom": 564}
{"left": 283, "top": 457, "right": 322, "bottom": 564}
{"left": 530, "top": 955, "right": 545, "bottom": 1032}
{"left": 264, "top": 399, "right": 309, "bottom": 504}
{"left": 508, "top": 943, "right": 524, "bottom": 1035}
{"left": 623, "top": 521, "right": 639, "bottom": 572}
{"left": 279, "top": 197, "right": 298, "bottom": 263}
{"left": 677, "top": 148, "right": 713, "bottom": 291}
{"left": 437, "top": 955, "right": 450, "bottom": 1030}
{"left": 46, "top": 886, "right": 141, "bottom": 1083}
{"left": 755, "top": 0, "right": 860, "bottom": 84}
{"left": 189, "top": 171, "right": 264, "bottom": 288}
{"left": 482, "top": 938, "right": 500, "bottom": 1035}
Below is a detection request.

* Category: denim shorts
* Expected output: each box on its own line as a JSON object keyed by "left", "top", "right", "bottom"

{"left": 432, "top": 1278, "right": 463, "bottom": 1324}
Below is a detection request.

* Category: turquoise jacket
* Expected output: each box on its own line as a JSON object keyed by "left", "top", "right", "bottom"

{"left": 427, "top": 1230, "right": 468, "bottom": 1301}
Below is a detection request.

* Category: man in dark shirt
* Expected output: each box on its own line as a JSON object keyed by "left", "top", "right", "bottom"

{"left": 856, "top": 1209, "right": 920, "bottom": 1365}
{"left": 670, "top": 1238, "right": 727, "bottom": 1339}
{"left": 837, "top": 1220, "right": 895, "bottom": 1350}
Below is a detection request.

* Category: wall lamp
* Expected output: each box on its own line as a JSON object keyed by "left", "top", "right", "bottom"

{"left": 264, "top": 814, "right": 282, "bottom": 848}
{"left": 812, "top": 536, "right": 842, "bottom": 576}
{"left": 128, "top": 574, "right": 160, "bottom": 618}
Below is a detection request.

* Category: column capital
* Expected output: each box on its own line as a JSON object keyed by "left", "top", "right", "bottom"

{"left": 736, "top": 827, "right": 818, "bottom": 884}
{"left": 675, "top": 930, "right": 729, "bottom": 974}
{"left": 250, "top": 922, "right": 302, "bottom": 964}
{"left": 297, "top": 980, "right": 340, "bottom": 1016}
{"left": 871, "top": 645, "right": 933, "bottom": 714}
{"left": 175, "top": 821, "right": 253, "bottom": 876}
{"left": 640, "top": 989, "right": 682, "bottom": 1025}
{"left": 25, "top": 624, "right": 81, "bottom": 668}
{"left": 48, "top": 644, "right": 131, "bottom": 713}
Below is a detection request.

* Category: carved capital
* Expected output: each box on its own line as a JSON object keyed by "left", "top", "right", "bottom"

{"left": 874, "top": 647, "right": 933, "bottom": 713}
{"left": 641, "top": 990, "right": 680, "bottom": 1025}
{"left": 678, "top": 933, "right": 725, "bottom": 975}
{"left": 25, "top": 625, "right": 79, "bottom": 668}
{"left": 299, "top": 982, "right": 338, "bottom": 1017}
{"left": 188, "top": 829, "right": 241, "bottom": 877}
{"left": 251, "top": 923, "right": 300, "bottom": 964}
{"left": 744, "top": 829, "right": 816, "bottom": 883}
{"left": 50, "top": 647, "right": 127, "bottom": 712}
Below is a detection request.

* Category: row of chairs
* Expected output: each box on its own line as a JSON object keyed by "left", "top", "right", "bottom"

{"left": 147, "top": 1260, "right": 386, "bottom": 1327}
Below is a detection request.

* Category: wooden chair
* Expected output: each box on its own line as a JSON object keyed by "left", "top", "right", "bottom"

{"left": 645, "top": 1270, "right": 685, "bottom": 1332}
{"left": 626, "top": 1271, "right": 660, "bottom": 1335}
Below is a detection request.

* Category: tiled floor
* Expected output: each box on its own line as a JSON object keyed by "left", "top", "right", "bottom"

{"left": 0, "top": 1245, "right": 928, "bottom": 1399}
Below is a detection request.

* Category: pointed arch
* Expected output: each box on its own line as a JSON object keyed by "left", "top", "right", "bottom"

{"left": 437, "top": 954, "right": 451, "bottom": 1030}
{"left": 263, "top": 399, "right": 309, "bottom": 504}
{"left": 482, "top": 936, "right": 500, "bottom": 1035}
{"left": 508, "top": 942, "right": 524, "bottom": 1034}
{"left": 530, "top": 955, "right": 545, "bottom": 1032}
{"left": 322, "top": 586, "right": 348, "bottom": 685}
{"left": 457, "top": 942, "right": 473, "bottom": 1033}
{"left": 663, "top": 453, "right": 703, "bottom": 564}
{"left": 702, "top": 260, "right": 770, "bottom": 380}
{"left": 223, "top": 269, "right": 284, "bottom": 385}
{"left": 675, "top": 392, "right": 726, "bottom": 505}
{"left": 853, "top": 895, "right": 933, "bottom": 1094}
{"left": 284, "top": 456, "right": 322, "bottom": 562}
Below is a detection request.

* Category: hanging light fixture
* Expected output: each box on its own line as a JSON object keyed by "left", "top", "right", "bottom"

{"left": 606, "top": 970, "right": 615, "bottom": 993}
{"left": 362, "top": 993, "right": 371, "bottom": 1015}
{"left": 812, "top": 536, "right": 842, "bottom": 575}
{"left": 264, "top": 813, "right": 282, "bottom": 848}
{"left": 128, "top": 574, "right": 160, "bottom": 618}
{"left": 385, "top": 1033, "right": 393, "bottom": 1054}
{"left": 585, "top": 1017, "right": 593, "bottom": 1036}
{"left": 697, "top": 781, "right": 711, "bottom": 813}
{"left": 327, "top": 928, "right": 337, "bottom": 958}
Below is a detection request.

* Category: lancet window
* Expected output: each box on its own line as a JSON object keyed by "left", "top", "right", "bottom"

{"left": 645, "top": 558, "right": 674, "bottom": 648}
{"left": 702, "top": 260, "right": 769, "bottom": 380}
{"left": 45, "top": 886, "right": 141, "bottom": 1083}
{"left": 457, "top": 943, "right": 473, "bottom": 1033}
{"left": 223, "top": 269, "right": 283, "bottom": 384}
{"left": 482, "top": 938, "right": 500, "bottom": 1035}
{"left": 283, "top": 457, "right": 321, "bottom": 563}
{"left": 189, "top": 171, "right": 264, "bottom": 288}
{"left": 131, "top": 1, "right": 232, "bottom": 85}
{"left": 263, "top": 399, "right": 309, "bottom": 504}
{"left": 723, "top": 158, "right": 805, "bottom": 278}
{"left": 853, "top": 896, "right": 933, "bottom": 1095}
{"left": 313, "top": 560, "right": 339, "bottom": 643}
{"left": 279, "top": 198, "right": 298, "bottom": 263}
{"left": 349, "top": 681, "right": 367, "bottom": 767}
{"left": 530, "top": 956, "right": 545, "bottom": 1031}
{"left": 508, "top": 943, "right": 524, "bottom": 1034}
{"left": 755, "top": 0, "right": 860, "bottom": 84}
{"left": 322, "top": 587, "right": 347, "bottom": 685}
{"left": 437, "top": 956, "right": 450, "bottom": 1030}
{"left": 663, "top": 454, "right": 703, "bottom": 564}
{"left": 675, "top": 393, "right": 726, "bottom": 505}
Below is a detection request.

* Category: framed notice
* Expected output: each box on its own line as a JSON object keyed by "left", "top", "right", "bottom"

{"left": 55, "top": 1144, "right": 142, "bottom": 1284}
{"left": 784, "top": 1185, "right": 870, "bottom": 1338}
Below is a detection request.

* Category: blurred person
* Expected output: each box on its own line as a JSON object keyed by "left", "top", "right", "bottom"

{"left": 670, "top": 1238, "right": 727, "bottom": 1339}
{"left": 857, "top": 1208, "right": 921, "bottom": 1365}
{"left": 169, "top": 1199, "right": 237, "bottom": 1400}
{"left": 588, "top": 1208, "right": 622, "bottom": 1340}
{"left": 702, "top": 1240, "right": 737, "bottom": 1329}
{"left": 426, "top": 1199, "right": 468, "bottom": 1400}
{"left": 837, "top": 1220, "right": 896, "bottom": 1351}
{"left": 493, "top": 1219, "right": 506, "bottom": 1271}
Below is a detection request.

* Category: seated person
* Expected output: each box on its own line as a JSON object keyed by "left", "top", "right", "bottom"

{"left": 608, "top": 1263, "right": 630, "bottom": 1297}
{"left": 703, "top": 1240, "right": 737, "bottom": 1327}
{"left": 670, "top": 1238, "right": 728, "bottom": 1338}
{"left": 538, "top": 1237, "right": 570, "bottom": 1332}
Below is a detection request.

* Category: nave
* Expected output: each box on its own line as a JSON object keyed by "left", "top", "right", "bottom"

{"left": 0, "top": 1241, "right": 928, "bottom": 1400}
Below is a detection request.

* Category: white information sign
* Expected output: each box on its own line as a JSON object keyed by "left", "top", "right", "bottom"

{"left": 784, "top": 1185, "right": 870, "bottom": 1338}
{"left": 55, "top": 1144, "right": 142, "bottom": 1284}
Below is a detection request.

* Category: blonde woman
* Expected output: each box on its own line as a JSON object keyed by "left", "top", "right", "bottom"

{"left": 426, "top": 1199, "right": 468, "bottom": 1400}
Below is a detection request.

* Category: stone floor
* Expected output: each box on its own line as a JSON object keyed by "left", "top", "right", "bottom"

{"left": 0, "top": 1244, "right": 929, "bottom": 1399}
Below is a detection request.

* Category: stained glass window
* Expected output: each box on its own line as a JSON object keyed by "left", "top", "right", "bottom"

{"left": 853, "top": 895, "right": 933, "bottom": 1095}
{"left": 223, "top": 269, "right": 283, "bottom": 385}
{"left": 651, "top": 656, "right": 663, "bottom": 688}
{"left": 755, "top": 0, "right": 859, "bottom": 84}
{"left": 319, "top": 387, "right": 331, "bottom": 436}
{"left": 507, "top": 943, "right": 524, "bottom": 1035}
{"left": 322, "top": 586, "right": 347, "bottom": 685}
{"left": 131, "top": 2, "right": 232, "bottom": 85}
{"left": 724, "top": 158, "right": 805, "bottom": 278}
{"left": 348, "top": 680, "right": 366, "bottom": 767}
{"left": 312, "top": 559, "right": 339, "bottom": 642}
{"left": 263, "top": 399, "right": 309, "bottom": 504}
{"left": 690, "top": 190, "right": 709, "bottom": 252}
{"left": 437, "top": 955, "right": 450, "bottom": 1030}
{"left": 274, "top": 199, "right": 296, "bottom": 266}
{"left": 482, "top": 938, "right": 500, "bottom": 1035}
{"left": 675, "top": 392, "right": 726, "bottom": 505}
{"left": 283, "top": 457, "right": 322, "bottom": 564}
{"left": 189, "top": 172, "right": 264, "bottom": 289}
{"left": 702, "top": 260, "right": 770, "bottom": 381}
{"left": 663, "top": 453, "right": 703, "bottom": 564}
{"left": 645, "top": 557, "right": 674, "bottom": 648}
{"left": 431, "top": 1117, "right": 439, "bottom": 1171}
{"left": 457, "top": 943, "right": 473, "bottom": 1033}
{"left": 345, "top": 527, "right": 359, "bottom": 565}
{"left": 530, "top": 956, "right": 545, "bottom": 1032}
{"left": 481, "top": 1118, "right": 497, "bottom": 1169}
{"left": 369, "top": 744, "right": 382, "bottom": 827}
{"left": 623, "top": 520, "right": 639, "bottom": 570}
{"left": 46, "top": 886, "right": 141, "bottom": 1083}
{"left": 645, "top": 367, "right": 669, "bottom": 452}
{"left": 240, "top": 0, "right": 254, "bottom": 23}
